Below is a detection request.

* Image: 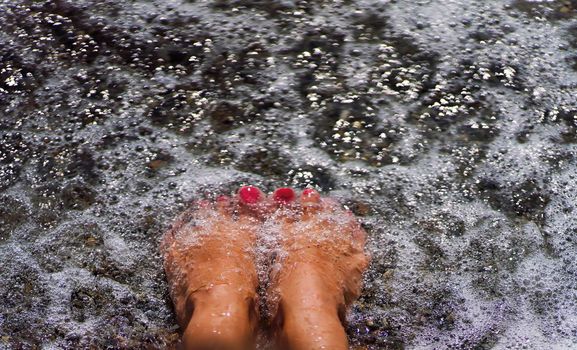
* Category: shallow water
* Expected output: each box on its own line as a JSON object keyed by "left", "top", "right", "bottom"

{"left": 1, "top": 0, "right": 576, "bottom": 349}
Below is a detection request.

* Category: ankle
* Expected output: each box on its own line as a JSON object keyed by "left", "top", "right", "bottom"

{"left": 182, "top": 285, "right": 257, "bottom": 349}
{"left": 277, "top": 297, "right": 348, "bottom": 350}
{"left": 274, "top": 264, "right": 348, "bottom": 350}
{"left": 279, "top": 310, "right": 348, "bottom": 350}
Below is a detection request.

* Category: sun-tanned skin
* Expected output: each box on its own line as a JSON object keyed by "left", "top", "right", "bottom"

{"left": 161, "top": 186, "right": 370, "bottom": 349}
{"left": 160, "top": 195, "right": 260, "bottom": 349}
{"left": 268, "top": 188, "right": 369, "bottom": 349}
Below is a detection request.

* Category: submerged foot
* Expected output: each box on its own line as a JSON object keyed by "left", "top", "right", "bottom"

{"left": 161, "top": 186, "right": 266, "bottom": 350}
{"left": 161, "top": 186, "right": 370, "bottom": 349}
{"left": 266, "top": 188, "right": 370, "bottom": 350}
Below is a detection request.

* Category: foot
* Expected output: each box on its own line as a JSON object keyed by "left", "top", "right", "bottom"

{"left": 161, "top": 186, "right": 266, "bottom": 350}
{"left": 266, "top": 188, "right": 370, "bottom": 350}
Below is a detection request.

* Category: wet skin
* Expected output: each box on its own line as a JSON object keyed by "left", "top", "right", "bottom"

{"left": 161, "top": 186, "right": 370, "bottom": 349}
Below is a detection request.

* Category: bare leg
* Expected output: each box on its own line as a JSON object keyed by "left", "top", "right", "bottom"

{"left": 267, "top": 188, "right": 370, "bottom": 350}
{"left": 274, "top": 264, "right": 350, "bottom": 350}
{"left": 161, "top": 186, "right": 265, "bottom": 349}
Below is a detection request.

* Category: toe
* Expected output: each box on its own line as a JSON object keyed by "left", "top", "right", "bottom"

{"left": 238, "top": 185, "right": 264, "bottom": 205}
{"left": 273, "top": 187, "right": 297, "bottom": 206}
{"left": 193, "top": 200, "right": 218, "bottom": 223}
{"left": 351, "top": 224, "right": 367, "bottom": 246}
{"left": 272, "top": 187, "right": 300, "bottom": 222}
{"left": 301, "top": 188, "right": 321, "bottom": 205}
{"left": 216, "top": 195, "right": 233, "bottom": 215}
{"left": 161, "top": 202, "right": 208, "bottom": 252}
{"left": 196, "top": 199, "right": 212, "bottom": 209}
{"left": 272, "top": 187, "right": 300, "bottom": 221}
{"left": 237, "top": 185, "right": 269, "bottom": 220}
{"left": 300, "top": 188, "right": 322, "bottom": 219}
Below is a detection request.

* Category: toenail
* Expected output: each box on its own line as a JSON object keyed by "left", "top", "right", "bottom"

{"left": 197, "top": 200, "right": 211, "bottom": 208}
{"left": 273, "top": 187, "right": 296, "bottom": 204}
{"left": 239, "top": 185, "right": 263, "bottom": 204}
{"left": 301, "top": 188, "right": 321, "bottom": 203}
{"left": 216, "top": 195, "right": 230, "bottom": 202}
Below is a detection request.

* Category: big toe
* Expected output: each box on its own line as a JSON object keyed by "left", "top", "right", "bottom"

{"left": 237, "top": 185, "right": 270, "bottom": 220}
{"left": 238, "top": 185, "right": 264, "bottom": 205}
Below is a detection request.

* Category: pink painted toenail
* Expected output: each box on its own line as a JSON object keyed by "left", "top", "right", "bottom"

{"left": 238, "top": 186, "right": 262, "bottom": 204}
{"left": 301, "top": 188, "right": 321, "bottom": 203}
{"left": 273, "top": 188, "right": 296, "bottom": 204}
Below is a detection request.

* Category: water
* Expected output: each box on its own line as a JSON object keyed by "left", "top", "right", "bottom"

{"left": 1, "top": 0, "right": 576, "bottom": 348}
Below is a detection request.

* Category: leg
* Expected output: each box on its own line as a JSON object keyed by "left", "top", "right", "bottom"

{"left": 274, "top": 264, "right": 349, "bottom": 350}
{"left": 161, "top": 186, "right": 265, "bottom": 349}
{"left": 267, "top": 188, "right": 370, "bottom": 350}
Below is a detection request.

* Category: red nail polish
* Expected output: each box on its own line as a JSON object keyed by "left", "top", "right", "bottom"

{"left": 239, "top": 186, "right": 262, "bottom": 204}
{"left": 301, "top": 188, "right": 321, "bottom": 203}
{"left": 273, "top": 188, "right": 296, "bottom": 204}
